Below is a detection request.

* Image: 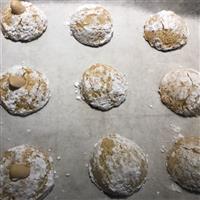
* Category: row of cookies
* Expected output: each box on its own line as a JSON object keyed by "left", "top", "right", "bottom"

{"left": 1, "top": 64, "right": 200, "bottom": 117}
{"left": 2, "top": 1, "right": 198, "bottom": 116}
{"left": 2, "top": 1, "right": 189, "bottom": 52}
{"left": 1, "top": 134, "right": 199, "bottom": 199}
{"left": 2, "top": 1, "right": 198, "bottom": 117}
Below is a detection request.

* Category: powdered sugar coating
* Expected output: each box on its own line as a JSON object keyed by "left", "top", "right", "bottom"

{"left": 166, "top": 136, "right": 200, "bottom": 193}
{"left": 89, "top": 134, "right": 148, "bottom": 197}
{"left": 159, "top": 68, "right": 200, "bottom": 117}
{"left": 1, "top": 1, "right": 47, "bottom": 42}
{"left": 144, "top": 10, "right": 189, "bottom": 51}
{"left": 79, "top": 63, "right": 128, "bottom": 111}
{"left": 0, "top": 65, "right": 50, "bottom": 116}
{"left": 0, "top": 144, "right": 54, "bottom": 200}
{"left": 69, "top": 4, "right": 113, "bottom": 47}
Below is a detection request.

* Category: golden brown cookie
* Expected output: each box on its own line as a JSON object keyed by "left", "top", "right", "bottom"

{"left": 77, "top": 64, "right": 128, "bottom": 111}
{"left": 89, "top": 134, "right": 148, "bottom": 197}
{"left": 144, "top": 10, "right": 189, "bottom": 51}
{"left": 1, "top": 144, "right": 54, "bottom": 200}
{"left": 0, "top": 65, "right": 50, "bottom": 116}
{"left": 1, "top": 0, "right": 47, "bottom": 42}
{"left": 70, "top": 4, "right": 113, "bottom": 47}
{"left": 159, "top": 68, "right": 200, "bottom": 117}
{"left": 166, "top": 136, "right": 200, "bottom": 193}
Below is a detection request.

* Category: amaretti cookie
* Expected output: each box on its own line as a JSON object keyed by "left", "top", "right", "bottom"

{"left": 159, "top": 68, "right": 200, "bottom": 117}
{"left": 1, "top": 0, "right": 47, "bottom": 42}
{"left": 78, "top": 63, "right": 128, "bottom": 111}
{"left": 89, "top": 134, "right": 148, "bottom": 197}
{"left": 166, "top": 136, "right": 200, "bottom": 193}
{"left": 144, "top": 10, "right": 189, "bottom": 51}
{"left": 69, "top": 4, "right": 113, "bottom": 47}
{"left": 0, "top": 65, "right": 50, "bottom": 116}
{"left": 0, "top": 144, "right": 54, "bottom": 200}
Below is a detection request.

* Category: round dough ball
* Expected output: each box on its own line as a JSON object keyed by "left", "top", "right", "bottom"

{"left": 159, "top": 68, "right": 200, "bottom": 117}
{"left": 0, "top": 65, "right": 50, "bottom": 116}
{"left": 166, "top": 136, "right": 200, "bottom": 193}
{"left": 1, "top": 0, "right": 47, "bottom": 42}
{"left": 89, "top": 134, "right": 148, "bottom": 197}
{"left": 79, "top": 63, "right": 128, "bottom": 111}
{"left": 144, "top": 10, "right": 189, "bottom": 51}
{"left": 69, "top": 4, "right": 113, "bottom": 47}
{"left": 1, "top": 144, "right": 54, "bottom": 200}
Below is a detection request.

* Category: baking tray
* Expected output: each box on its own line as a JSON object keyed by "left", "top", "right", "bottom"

{"left": 0, "top": 0, "right": 200, "bottom": 200}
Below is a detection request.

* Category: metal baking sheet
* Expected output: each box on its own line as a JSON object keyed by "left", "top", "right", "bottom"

{"left": 0, "top": 0, "right": 200, "bottom": 200}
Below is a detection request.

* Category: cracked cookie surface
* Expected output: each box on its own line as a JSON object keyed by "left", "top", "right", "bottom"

{"left": 166, "top": 136, "right": 200, "bottom": 193}
{"left": 144, "top": 10, "right": 189, "bottom": 51}
{"left": 69, "top": 4, "right": 113, "bottom": 47}
{"left": 1, "top": 0, "right": 47, "bottom": 42}
{"left": 89, "top": 134, "right": 148, "bottom": 197}
{"left": 78, "top": 63, "right": 128, "bottom": 111}
{"left": 159, "top": 68, "right": 200, "bottom": 117}
{"left": 0, "top": 65, "right": 50, "bottom": 116}
{"left": 0, "top": 144, "right": 54, "bottom": 200}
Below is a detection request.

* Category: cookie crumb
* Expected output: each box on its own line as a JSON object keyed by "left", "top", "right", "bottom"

{"left": 26, "top": 129, "right": 31, "bottom": 133}
{"left": 56, "top": 156, "right": 61, "bottom": 161}
{"left": 169, "top": 183, "right": 182, "bottom": 193}
{"left": 65, "top": 173, "right": 70, "bottom": 177}
{"left": 160, "top": 145, "right": 167, "bottom": 153}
